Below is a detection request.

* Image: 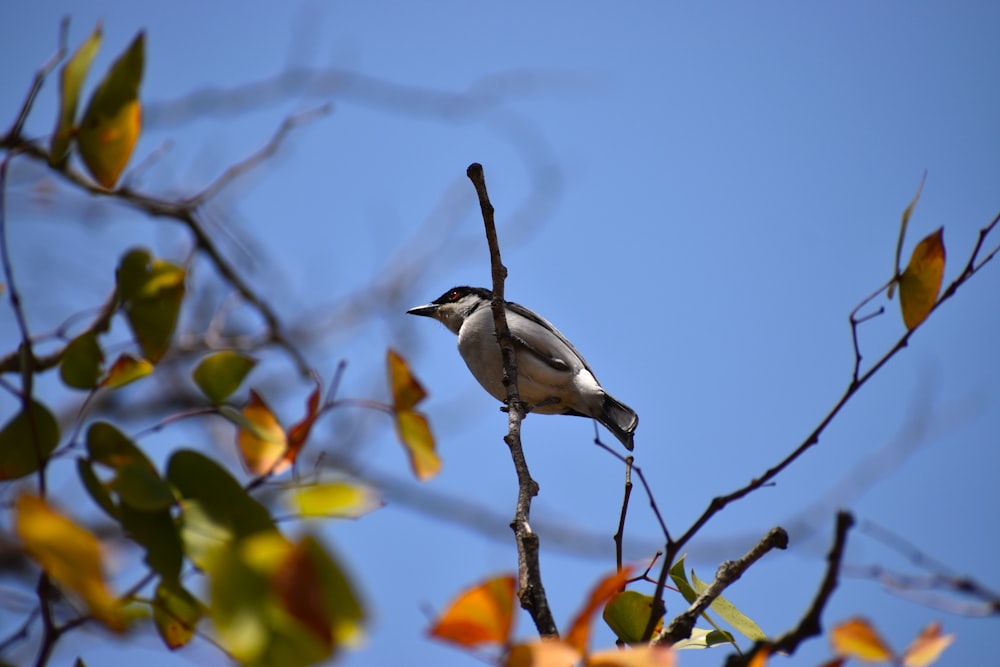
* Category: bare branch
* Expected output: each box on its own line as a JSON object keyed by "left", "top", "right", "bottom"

{"left": 466, "top": 162, "right": 557, "bottom": 637}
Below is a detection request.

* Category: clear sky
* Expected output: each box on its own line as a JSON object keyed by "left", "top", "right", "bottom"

{"left": 2, "top": 2, "right": 999, "bottom": 666}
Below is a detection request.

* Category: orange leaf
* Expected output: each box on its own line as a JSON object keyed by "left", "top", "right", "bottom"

{"left": 100, "top": 353, "right": 153, "bottom": 389}
{"left": 394, "top": 409, "right": 440, "bottom": 481}
{"left": 236, "top": 390, "right": 288, "bottom": 475}
{"left": 746, "top": 648, "right": 770, "bottom": 667}
{"left": 429, "top": 574, "right": 517, "bottom": 648}
{"left": 901, "top": 621, "right": 955, "bottom": 667}
{"left": 387, "top": 348, "right": 427, "bottom": 410}
{"left": 506, "top": 640, "right": 581, "bottom": 667}
{"left": 898, "top": 227, "right": 945, "bottom": 330}
{"left": 588, "top": 645, "right": 676, "bottom": 667}
{"left": 15, "top": 494, "right": 124, "bottom": 631}
{"left": 284, "top": 380, "right": 322, "bottom": 469}
{"left": 830, "top": 617, "right": 893, "bottom": 662}
{"left": 565, "top": 567, "right": 634, "bottom": 654}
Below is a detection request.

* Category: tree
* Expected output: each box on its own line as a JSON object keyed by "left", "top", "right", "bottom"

{"left": 1, "top": 10, "right": 998, "bottom": 667}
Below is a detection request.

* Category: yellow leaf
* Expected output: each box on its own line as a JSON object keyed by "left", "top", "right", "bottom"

{"left": 15, "top": 494, "right": 123, "bottom": 631}
{"left": 898, "top": 227, "right": 945, "bottom": 330}
{"left": 588, "top": 645, "right": 676, "bottom": 667}
{"left": 290, "top": 481, "right": 383, "bottom": 519}
{"left": 506, "top": 640, "right": 581, "bottom": 667}
{"left": 77, "top": 32, "right": 144, "bottom": 187}
{"left": 429, "top": 574, "right": 517, "bottom": 647}
{"left": 603, "top": 590, "right": 662, "bottom": 645}
{"left": 100, "top": 353, "right": 153, "bottom": 389}
{"left": 394, "top": 409, "right": 440, "bottom": 481}
{"left": 830, "top": 617, "right": 893, "bottom": 662}
{"left": 236, "top": 390, "right": 288, "bottom": 475}
{"left": 387, "top": 348, "right": 427, "bottom": 410}
{"left": 901, "top": 621, "right": 955, "bottom": 667}
{"left": 51, "top": 22, "right": 102, "bottom": 165}
{"left": 566, "top": 567, "right": 633, "bottom": 654}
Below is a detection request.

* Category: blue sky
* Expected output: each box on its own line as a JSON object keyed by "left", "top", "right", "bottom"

{"left": 2, "top": 2, "right": 999, "bottom": 666}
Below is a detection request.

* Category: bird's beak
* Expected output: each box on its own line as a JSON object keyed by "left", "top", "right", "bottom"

{"left": 406, "top": 303, "right": 439, "bottom": 318}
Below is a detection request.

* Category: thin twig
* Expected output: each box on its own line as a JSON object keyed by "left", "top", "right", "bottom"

{"left": 655, "top": 526, "right": 788, "bottom": 646}
{"left": 466, "top": 162, "right": 557, "bottom": 637}
{"left": 4, "top": 17, "right": 68, "bottom": 142}
{"left": 614, "top": 456, "right": 634, "bottom": 574}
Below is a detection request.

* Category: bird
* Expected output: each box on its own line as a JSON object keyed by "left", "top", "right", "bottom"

{"left": 407, "top": 286, "right": 638, "bottom": 450}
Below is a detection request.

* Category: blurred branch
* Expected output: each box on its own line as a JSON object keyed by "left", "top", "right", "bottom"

{"left": 467, "top": 162, "right": 557, "bottom": 638}
{"left": 3, "top": 17, "right": 67, "bottom": 142}
{"left": 2, "top": 107, "right": 326, "bottom": 377}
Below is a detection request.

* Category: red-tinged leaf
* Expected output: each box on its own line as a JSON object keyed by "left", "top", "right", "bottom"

{"left": 566, "top": 567, "right": 634, "bottom": 654}
{"left": 429, "top": 574, "right": 517, "bottom": 648}
{"left": 50, "top": 22, "right": 103, "bottom": 165}
{"left": 284, "top": 380, "right": 322, "bottom": 469}
{"left": 603, "top": 590, "right": 662, "bottom": 645}
{"left": 191, "top": 351, "right": 256, "bottom": 403}
{"left": 901, "top": 621, "right": 955, "bottom": 667}
{"left": 898, "top": 227, "right": 945, "bottom": 330}
{"left": 830, "top": 617, "right": 894, "bottom": 663}
{"left": 588, "top": 645, "right": 676, "bottom": 667}
{"left": 387, "top": 348, "right": 427, "bottom": 410}
{"left": 506, "top": 640, "right": 581, "bottom": 667}
{"left": 15, "top": 494, "right": 124, "bottom": 631}
{"left": 272, "top": 538, "right": 334, "bottom": 649}
{"left": 77, "top": 32, "right": 144, "bottom": 187}
{"left": 818, "top": 659, "right": 846, "bottom": 667}
{"left": 394, "top": 409, "right": 440, "bottom": 481}
{"left": 100, "top": 353, "right": 153, "bottom": 389}
{"left": 153, "top": 578, "right": 203, "bottom": 650}
{"left": 0, "top": 400, "right": 60, "bottom": 481}
{"left": 235, "top": 390, "right": 288, "bottom": 475}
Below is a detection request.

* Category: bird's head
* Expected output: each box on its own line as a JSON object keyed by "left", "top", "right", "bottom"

{"left": 407, "top": 286, "right": 493, "bottom": 334}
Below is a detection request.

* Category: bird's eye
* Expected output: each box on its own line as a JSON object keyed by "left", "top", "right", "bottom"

{"left": 449, "top": 291, "right": 459, "bottom": 301}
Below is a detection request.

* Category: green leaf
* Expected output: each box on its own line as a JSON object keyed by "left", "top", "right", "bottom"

{"left": 690, "top": 569, "right": 767, "bottom": 642}
{"left": 288, "top": 481, "right": 382, "bottom": 519}
{"left": 77, "top": 31, "right": 144, "bottom": 187}
{"left": 192, "top": 351, "right": 257, "bottom": 403}
{"left": 116, "top": 248, "right": 186, "bottom": 363}
{"left": 60, "top": 331, "right": 105, "bottom": 390}
{"left": 77, "top": 458, "right": 119, "bottom": 520}
{"left": 154, "top": 578, "right": 203, "bottom": 650}
{"left": 86, "top": 421, "right": 154, "bottom": 471}
{"left": 668, "top": 555, "right": 699, "bottom": 605}
{"left": 0, "top": 400, "right": 60, "bottom": 481}
{"left": 167, "top": 449, "right": 275, "bottom": 567}
{"left": 50, "top": 22, "right": 102, "bottom": 165}
{"left": 120, "top": 503, "right": 183, "bottom": 580}
{"left": 602, "top": 590, "right": 662, "bottom": 644}
{"left": 114, "top": 462, "right": 176, "bottom": 511}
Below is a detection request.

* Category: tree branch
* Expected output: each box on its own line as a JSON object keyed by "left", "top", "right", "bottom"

{"left": 466, "top": 162, "right": 557, "bottom": 637}
{"left": 656, "top": 526, "right": 788, "bottom": 646}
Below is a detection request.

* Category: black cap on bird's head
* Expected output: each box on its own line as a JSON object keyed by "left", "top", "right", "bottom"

{"left": 407, "top": 286, "right": 493, "bottom": 333}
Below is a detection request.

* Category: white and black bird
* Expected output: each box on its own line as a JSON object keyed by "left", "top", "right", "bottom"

{"left": 407, "top": 286, "right": 638, "bottom": 450}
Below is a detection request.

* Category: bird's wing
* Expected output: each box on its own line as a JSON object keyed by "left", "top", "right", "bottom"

{"left": 505, "top": 301, "right": 594, "bottom": 374}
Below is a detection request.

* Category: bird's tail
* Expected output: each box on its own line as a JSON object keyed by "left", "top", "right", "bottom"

{"left": 600, "top": 394, "right": 638, "bottom": 451}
